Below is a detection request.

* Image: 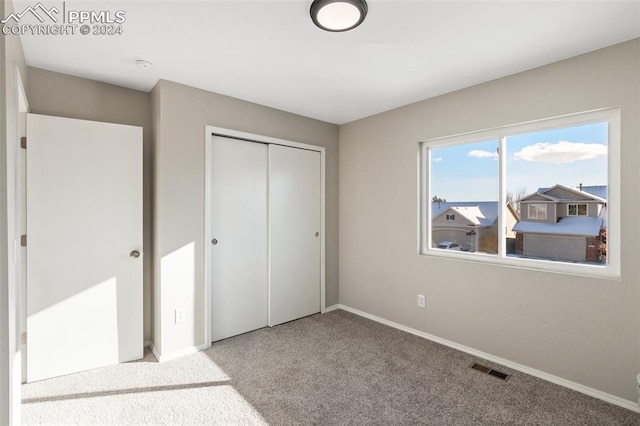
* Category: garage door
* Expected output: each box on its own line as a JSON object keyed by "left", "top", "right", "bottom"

{"left": 523, "top": 234, "right": 586, "bottom": 262}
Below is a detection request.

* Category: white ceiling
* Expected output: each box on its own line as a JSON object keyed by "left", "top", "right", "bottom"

{"left": 15, "top": 0, "right": 640, "bottom": 124}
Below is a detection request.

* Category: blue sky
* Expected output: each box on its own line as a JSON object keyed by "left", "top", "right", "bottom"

{"left": 430, "top": 122, "right": 608, "bottom": 202}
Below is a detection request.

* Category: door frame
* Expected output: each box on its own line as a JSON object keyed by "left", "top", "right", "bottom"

{"left": 17, "top": 68, "right": 28, "bottom": 388}
{"left": 204, "top": 126, "right": 326, "bottom": 345}
{"left": 3, "top": 66, "right": 29, "bottom": 426}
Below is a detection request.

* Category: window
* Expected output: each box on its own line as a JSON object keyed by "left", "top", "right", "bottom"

{"left": 568, "top": 204, "right": 587, "bottom": 216}
{"left": 430, "top": 139, "right": 499, "bottom": 255}
{"left": 528, "top": 204, "right": 547, "bottom": 220}
{"left": 419, "top": 108, "right": 620, "bottom": 278}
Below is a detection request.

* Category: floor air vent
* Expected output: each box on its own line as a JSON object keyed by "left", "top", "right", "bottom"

{"left": 471, "top": 363, "right": 511, "bottom": 381}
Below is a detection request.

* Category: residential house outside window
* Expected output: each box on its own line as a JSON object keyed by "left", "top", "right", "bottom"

{"left": 419, "top": 108, "right": 620, "bottom": 278}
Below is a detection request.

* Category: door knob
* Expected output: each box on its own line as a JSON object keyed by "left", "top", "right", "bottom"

{"left": 130, "top": 250, "right": 141, "bottom": 258}
{"left": 211, "top": 238, "right": 218, "bottom": 245}
{"left": 315, "top": 232, "right": 319, "bottom": 237}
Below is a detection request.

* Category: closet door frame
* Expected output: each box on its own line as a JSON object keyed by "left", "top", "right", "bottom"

{"left": 204, "top": 126, "right": 326, "bottom": 346}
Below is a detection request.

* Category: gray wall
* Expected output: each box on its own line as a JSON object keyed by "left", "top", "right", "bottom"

{"left": 26, "top": 67, "right": 153, "bottom": 343}
{"left": 339, "top": 39, "right": 640, "bottom": 403}
{"left": 152, "top": 79, "right": 339, "bottom": 356}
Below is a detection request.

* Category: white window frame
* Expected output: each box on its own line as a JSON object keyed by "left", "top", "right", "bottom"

{"left": 418, "top": 107, "right": 620, "bottom": 279}
{"left": 528, "top": 204, "right": 548, "bottom": 220}
{"left": 567, "top": 203, "right": 588, "bottom": 216}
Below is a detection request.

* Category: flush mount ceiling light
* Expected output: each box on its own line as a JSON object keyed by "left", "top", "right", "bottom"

{"left": 310, "top": 0, "right": 368, "bottom": 32}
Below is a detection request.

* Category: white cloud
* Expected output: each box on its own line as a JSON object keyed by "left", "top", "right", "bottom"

{"left": 433, "top": 157, "right": 443, "bottom": 162}
{"left": 512, "top": 141, "right": 607, "bottom": 164}
{"left": 468, "top": 150, "right": 498, "bottom": 159}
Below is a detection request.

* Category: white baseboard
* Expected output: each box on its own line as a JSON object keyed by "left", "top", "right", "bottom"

{"left": 148, "top": 341, "right": 161, "bottom": 361}
{"left": 337, "top": 304, "right": 640, "bottom": 414}
{"left": 323, "top": 304, "right": 340, "bottom": 313}
{"left": 148, "top": 341, "right": 211, "bottom": 363}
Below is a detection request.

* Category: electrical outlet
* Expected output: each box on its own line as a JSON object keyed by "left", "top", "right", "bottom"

{"left": 418, "top": 294, "right": 426, "bottom": 309}
{"left": 174, "top": 309, "right": 186, "bottom": 324}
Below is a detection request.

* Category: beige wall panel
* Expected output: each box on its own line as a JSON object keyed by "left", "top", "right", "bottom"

{"left": 154, "top": 80, "right": 338, "bottom": 355}
{"left": 339, "top": 39, "right": 640, "bottom": 403}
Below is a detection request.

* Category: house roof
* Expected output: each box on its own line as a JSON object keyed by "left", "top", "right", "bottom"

{"left": 513, "top": 216, "right": 603, "bottom": 236}
{"left": 522, "top": 184, "right": 607, "bottom": 203}
{"left": 432, "top": 202, "right": 499, "bottom": 227}
{"left": 523, "top": 192, "right": 560, "bottom": 202}
{"left": 599, "top": 205, "right": 608, "bottom": 228}
{"left": 579, "top": 185, "right": 607, "bottom": 199}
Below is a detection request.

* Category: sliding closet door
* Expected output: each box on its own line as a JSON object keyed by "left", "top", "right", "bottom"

{"left": 269, "top": 145, "right": 321, "bottom": 326}
{"left": 210, "top": 136, "right": 268, "bottom": 341}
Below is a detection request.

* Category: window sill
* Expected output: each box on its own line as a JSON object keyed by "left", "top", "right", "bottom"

{"left": 419, "top": 249, "right": 621, "bottom": 281}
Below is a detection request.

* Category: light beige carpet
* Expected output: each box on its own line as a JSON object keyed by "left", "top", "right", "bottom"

{"left": 22, "top": 310, "right": 640, "bottom": 425}
{"left": 22, "top": 346, "right": 267, "bottom": 425}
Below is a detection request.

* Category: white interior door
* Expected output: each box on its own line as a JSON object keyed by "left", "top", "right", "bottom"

{"left": 26, "top": 114, "right": 143, "bottom": 382}
{"left": 210, "top": 136, "right": 268, "bottom": 341}
{"left": 269, "top": 145, "right": 321, "bottom": 326}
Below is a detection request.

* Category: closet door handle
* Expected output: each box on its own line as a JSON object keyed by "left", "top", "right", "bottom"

{"left": 211, "top": 238, "right": 219, "bottom": 245}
